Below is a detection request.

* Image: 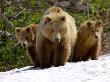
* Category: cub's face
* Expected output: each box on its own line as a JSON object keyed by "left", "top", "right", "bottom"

{"left": 86, "top": 20, "right": 103, "bottom": 39}
{"left": 40, "top": 13, "right": 67, "bottom": 43}
{"left": 15, "top": 27, "right": 35, "bottom": 44}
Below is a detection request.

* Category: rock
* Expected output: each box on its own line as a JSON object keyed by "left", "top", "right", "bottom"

{"left": 101, "top": 32, "right": 110, "bottom": 55}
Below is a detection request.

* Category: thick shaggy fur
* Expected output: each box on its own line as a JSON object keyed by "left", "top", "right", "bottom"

{"left": 15, "top": 24, "right": 40, "bottom": 67}
{"left": 36, "top": 6, "right": 77, "bottom": 68}
{"left": 73, "top": 20, "right": 103, "bottom": 62}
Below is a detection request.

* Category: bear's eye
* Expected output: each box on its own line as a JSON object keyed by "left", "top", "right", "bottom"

{"left": 92, "top": 30, "right": 95, "bottom": 32}
{"left": 60, "top": 16, "right": 65, "bottom": 21}
{"left": 96, "top": 30, "right": 98, "bottom": 32}
{"left": 51, "top": 29, "right": 54, "bottom": 32}
{"left": 26, "top": 37, "right": 28, "bottom": 40}
{"left": 59, "top": 29, "right": 61, "bottom": 32}
{"left": 20, "top": 38, "right": 22, "bottom": 40}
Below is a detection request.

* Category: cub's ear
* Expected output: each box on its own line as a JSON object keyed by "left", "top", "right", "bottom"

{"left": 44, "top": 16, "right": 52, "bottom": 23}
{"left": 95, "top": 20, "right": 103, "bottom": 27}
{"left": 30, "top": 24, "right": 39, "bottom": 30}
{"left": 87, "top": 21, "right": 92, "bottom": 27}
{"left": 26, "top": 27, "right": 31, "bottom": 32}
{"left": 60, "top": 16, "right": 66, "bottom": 21}
{"left": 15, "top": 27, "right": 21, "bottom": 33}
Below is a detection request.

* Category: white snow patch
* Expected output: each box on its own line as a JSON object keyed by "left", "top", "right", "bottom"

{"left": 0, "top": 54, "right": 110, "bottom": 82}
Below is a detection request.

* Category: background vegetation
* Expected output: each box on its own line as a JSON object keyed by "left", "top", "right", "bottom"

{"left": 0, "top": 0, "right": 110, "bottom": 71}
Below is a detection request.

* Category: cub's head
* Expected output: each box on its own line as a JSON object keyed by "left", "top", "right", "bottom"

{"left": 15, "top": 24, "right": 38, "bottom": 44}
{"left": 40, "top": 6, "right": 68, "bottom": 43}
{"left": 83, "top": 20, "right": 103, "bottom": 39}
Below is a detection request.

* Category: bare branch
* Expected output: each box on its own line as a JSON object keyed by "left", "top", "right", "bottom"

{"left": 21, "top": 11, "right": 32, "bottom": 26}
{"left": 0, "top": 12, "right": 14, "bottom": 29}
{"left": 3, "top": 0, "right": 11, "bottom": 5}
{"left": 7, "top": 9, "right": 25, "bottom": 19}
{"left": 105, "top": 8, "right": 109, "bottom": 22}
{"left": 87, "top": 0, "right": 90, "bottom": 18}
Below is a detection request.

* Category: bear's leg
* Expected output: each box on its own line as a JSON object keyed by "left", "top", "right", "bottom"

{"left": 90, "top": 42, "right": 101, "bottom": 60}
{"left": 27, "top": 46, "right": 40, "bottom": 67}
{"left": 39, "top": 46, "right": 51, "bottom": 68}
{"left": 54, "top": 43, "right": 71, "bottom": 67}
{"left": 73, "top": 45, "right": 85, "bottom": 62}
{"left": 73, "top": 51, "right": 83, "bottom": 62}
{"left": 28, "top": 54, "right": 40, "bottom": 68}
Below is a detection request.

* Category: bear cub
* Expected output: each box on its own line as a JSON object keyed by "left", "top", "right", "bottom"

{"left": 15, "top": 24, "right": 40, "bottom": 67}
{"left": 73, "top": 20, "right": 103, "bottom": 62}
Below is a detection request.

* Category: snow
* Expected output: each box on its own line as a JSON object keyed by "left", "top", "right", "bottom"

{"left": 0, "top": 54, "right": 110, "bottom": 82}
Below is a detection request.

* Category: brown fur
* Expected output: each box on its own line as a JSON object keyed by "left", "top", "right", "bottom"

{"left": 36, "top": 6, "right": 77, "bottom": 68}
{"left": 73, "top": 20, "right": 103, "bottom": 62}
{"left": 15, "top": 24, "right": 40, "bottom": 67}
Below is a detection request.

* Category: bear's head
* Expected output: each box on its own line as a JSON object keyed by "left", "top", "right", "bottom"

{"left": 40, "top": 6, "right": 68, "bottom": 43}
{"left": 84, "top": 20, "right": 103, "bottom": 39}
{"left": 15, "top": 25, "right": 37, "bottom": 44}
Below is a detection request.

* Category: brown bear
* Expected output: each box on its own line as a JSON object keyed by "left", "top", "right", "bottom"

{"left": 73, "top": 20, "right": 103, "bottom": 62}
{"left": 36, "top": 6, "right": 77, "bottom": 68}
{"left": 15, "top": 24, "right": 40, "bottom": 67}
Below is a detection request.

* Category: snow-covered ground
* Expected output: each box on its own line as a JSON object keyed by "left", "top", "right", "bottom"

{"left": 0, "top": 54, "right": 110, "bottom": 82}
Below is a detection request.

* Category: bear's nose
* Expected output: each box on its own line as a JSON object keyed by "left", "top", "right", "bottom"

{"left": 95, "top": 36, "right": 98, "bottom": 38}
{"left": 55, "top": 38, "right": 60, "bottom": 43}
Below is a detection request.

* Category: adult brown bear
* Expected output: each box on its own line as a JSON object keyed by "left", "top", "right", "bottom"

{"left": 36, "top": 6, "right": 77, "bottom": 68}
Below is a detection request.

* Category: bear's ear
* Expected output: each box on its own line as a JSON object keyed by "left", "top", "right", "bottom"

{"left": 31, "top": 24, "right": 38, "bottom": 30}
{"left": 95, "top": 20, "right": 103, "bottom": 27}
{"left": 87, "top": 21, "right": 92, "bottom": 27}
{"left": 15, "top": 27, "right": 21, "bottom": 33}
{"left": 52, "top": 6, "right": 61, "bottom": 13}
{"left": 48, "top": 6, "right": 62, "bottom": 13}
{"left": 60, "top": 16, "right": 66, "bottom": 21}
{"left": 44, "top": 16, "right": 52, "bottom": 24}
{"left": 26, "top": 27, "right": 30, "bottom": 32}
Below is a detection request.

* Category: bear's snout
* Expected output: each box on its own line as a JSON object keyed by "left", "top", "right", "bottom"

{"left": 55, "top": 37, "right": 60, "bottom": 43}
